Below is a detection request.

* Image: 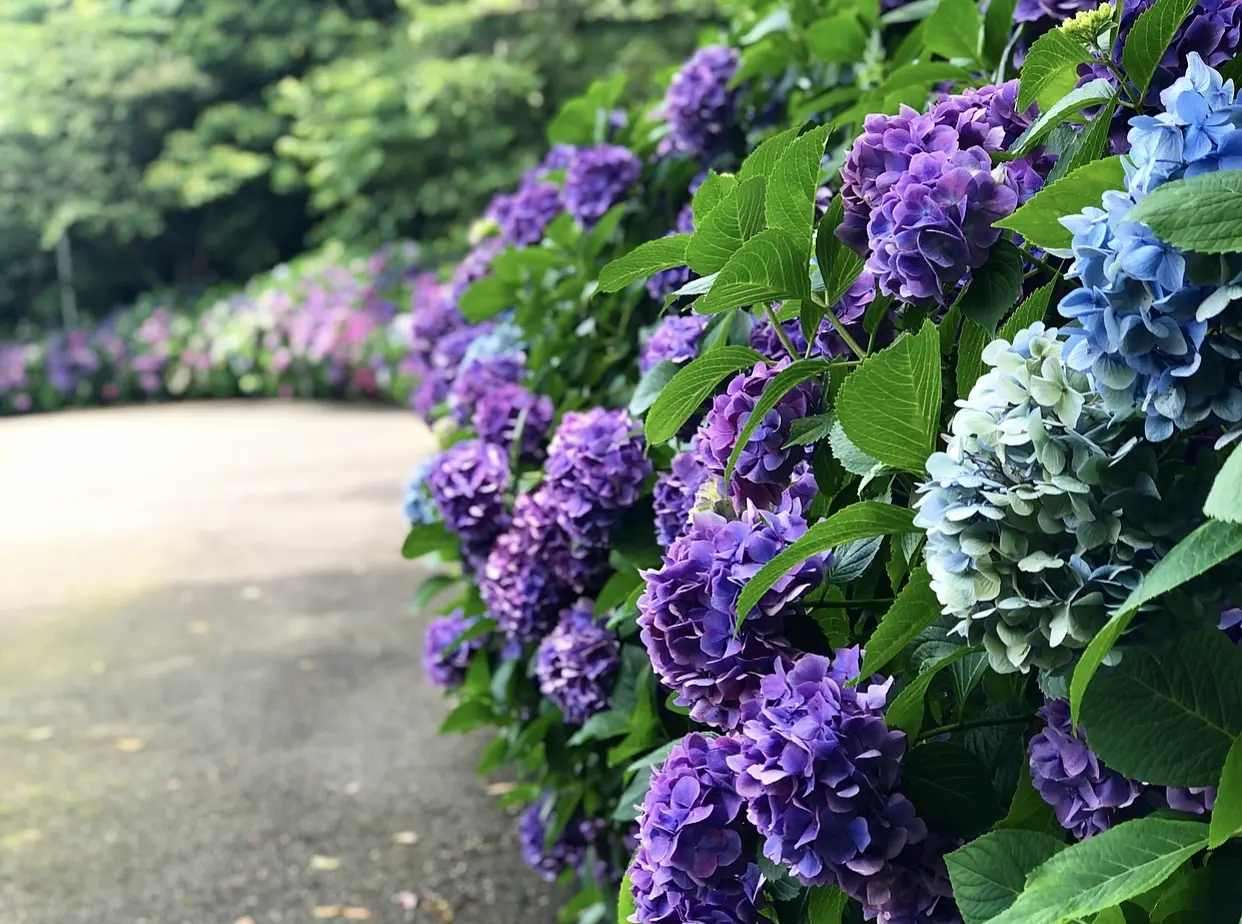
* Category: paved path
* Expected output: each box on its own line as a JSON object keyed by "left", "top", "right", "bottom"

{"left": 0, "top": 402, "right": 559, "bottom": 924}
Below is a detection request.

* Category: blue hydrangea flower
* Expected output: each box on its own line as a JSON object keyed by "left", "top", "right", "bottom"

{"left": 403, "top": 454, "right": 441, "bottom": 525}
{"left": 647, "top": 204, "right": 697, "bottom": 302}
{"left": 498, "top": 181, "right": 563, "bottom": 247}
{"left": 447, "top": 352, "right": 525, "bottom": 424}
{"left": 653, "top": 448, "right": 710, "bottom": 548}
{"left": 640, "top": 314, "right": 710, "bottom": 375}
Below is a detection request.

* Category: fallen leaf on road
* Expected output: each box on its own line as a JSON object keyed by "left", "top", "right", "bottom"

{"left": 188, "top": 621, "right": 211, "bottom": 635}
{"left": 419, "top": 888, "right": 454, "bottom": 923}
{"left": 486, "top": 781, "right": 517, "bottom": 796}
{"left": 343, "top": 780, "right": 361, "bottom": 795}
{"left": 394, "top": 891, "right": 418, "bottom": 911}
{"left": 23, "top": 727, "right": 54, "bottom": 742}
{"left": 115, "top": 737, "right": 146, "bottom": 752}
{"left": 392, "top": 831, "right": 418, "bottom": 845}
{"left": 234, "top": 917, "right": 255, "bottom": 924}
{"left": 312, "top": 906, "right": 340, "bottom": 919}
{"left": 310, "top": 855, "right": 341, "bottom": 871}
{"left": 343, "top": 909, "right": 372, "bottom": 920}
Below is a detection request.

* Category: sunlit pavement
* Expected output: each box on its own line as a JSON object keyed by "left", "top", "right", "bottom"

{"left": 0, "top": 402, "right": 559, "bottom": 924}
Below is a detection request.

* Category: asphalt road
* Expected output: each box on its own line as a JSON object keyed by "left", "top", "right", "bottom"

{"left": 0, "top": 402, "right": 559, "bottom": 924}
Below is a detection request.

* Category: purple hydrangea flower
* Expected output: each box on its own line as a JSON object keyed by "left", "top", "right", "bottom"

{"left": 544, "top": 408, "right": 653, "bottom": 547}
{"left": 1166, "top": 786, "right": 1217, "bottom": 814}
{"left": 535, "top": 600, "right": 621, "bottom": 724}
{"left": 848, "top": 835, "right": 963, "bottom": 924}
{"left": 427, "top": 439, "right": 512, "bottom": 569}
{"left": 647, "top": 205, "right": 697, "bottom": 301}
{"left": 638, "top": 504, "right": 828, "bottom": 729}
{"left": 641, "top": 314, "right": 710, "bottom": 374}
{"left": 498, "top": 181, "right": 563, "bottom": 247}
{"left": 866, "top": 148, "right": 1018, "bottom": 303}
{"left": 563, "top": 144, "right": 642, "bottom": 227}
{"left": 448, "top": 352, "right": 525, "bottom": 424}
{"left": 422, "top": 609, "right": 486, "bottom": 690}
{"left": 519, "top": 793, "right": 606, "bottom": 883}
{"left": 1028, "top": 699, "right": 1144, "bottom": 838}
{"left": 931, "top": 81, "right": 1037, "bottom": 152}
{"left": 658, "top": 46, "right": 742, "bottom": 162}
{"left": 748, "top": 312, "right": 808, "bottom": 360}
{"left": 472, "top": 382, "right": 555, "bottom": 462}
{"left": 1222, "top": 605, "right": 1242, "bottom": 644}
{"left": 628, "top": 732, "right": 762, "bottom": 924}
{"left": 451, "top": 237, "right": 505, "bottom": 305}
{"left": 749, "top": 274, "right": 881, "bottom": 362}
{"left": 653, "top": 448, "right": 711, "bottom": 548}
{"left": 700, "top": 360, "right": 821, "bottom": 510}
{"left": 727, "top": 651, "right": 924, "bottom": 890}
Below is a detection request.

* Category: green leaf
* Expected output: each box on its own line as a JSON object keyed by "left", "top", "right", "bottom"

{"left": 725, "top": 358, "right": 831, "bottom": 485}
{"left": 1000, "top": 282, "right": 1055, "bottom": 341}
{"left": 880, "top": 62, "right": 973, "bottom": 95}
{"left": 618, "top": 869, "right": 637, "bottom": 923}
{"left": 1130, "top": 170, "right": 1242, "bottom": 253}
{"left": 829, "top": 418, "right": 883, "bottom": 476}
{"left": 886, "top": 646, "right": 982, "bottom": 738}
{"left": 766, "top": 124, "right": 830, "bottom": 244}
{"left": 881, "top": 0, "right": 939, "bottom": 24}
{"left": 1208, "top": 735, "right": 1242, "bottom": 846}
{"left": 585, "top": 203, "right": 629, "bottom": 256}
{"left": 1047, "top": 99, "right": 1119, "bottom": 183}
{"left": 448, "top": 616, "right": 497, "bottom": 653}
{"left": 645, "top": 346, "right": 764, "bottom": 444}
{"left": 805, "top": 885, "right": 849, "bottom": 924}
{"left": 1012, "top": 79, "right": 1117, "bottom": 156}
{"left": 1204, "top": 446, "right": 1242, "bottom": 522}
{"left": 736, "top": 502, "right": 918, "bottom": 622}
{"left": 439, "top": 700, "right": 495, "bottom": 734}
{"left": 402, "top": 522, "right": 460, "bottom": 560}
{"left": 995, "top": 156, "right": 1125, "bottom": 250}
{"left": 996, "top": 765, "right": 1060, "bottom": 834}
{"left": 738, "top": 128, "right": 799, "bottom": 183}
{"left": 459, "top": 273, "right": 514, "bottom": 322}
{"left": 412, "top": 574, "right": 458, "bottom": 610}
{"left": 599, "top": 235, "right": 692, "bottom": 293}
{"left": 958, "top": 241, "right": 1024, "bottom": 331}
{"left": 1123, "top": 0, "right": 1199, "bottom": 100}
{"left": 686, "top": 176, "right": 767, "bottom": 275}
{"left": 700, "top": 308, "right": 754, "bottom": 352}
{"left": 693, "top": 170, "right": 738, "bottom": 224}
{"left": 902, "top": 742, "right": 1002, "bottom": 839}
{"left": 836, "top": 321, "right": 942, "bottom": 474}
{"left": 826, "top": 537, "right": 884, "bottom": 584}
{"left": 1018, "top": 29, "right": 1094, "bottom": 110}
{"left": 595, "top": 568, "right": 643, "bottom": 617}
{"left": 924, "top": 0, "right": 982, "bottom": 61}
{"left": 945, "top": 830, "right": 1066, "bottom": 924}
{"left": 630, "top": 359, "right": 681, "bottom": 417}
{"left": 1081, "top": 629, "right": 1242, "bottom": 786}
{"left": 815, "top": 196, "right": 867, "bottom": 310}
{"left": 1069, "top": 518, "right": 1242, "bottom": 724}
{"left": 806, "top": 14, "right": 869, "bottom": 64}
{"left": 786, "top": 413, "right": 836, "bottom": 447}
{"left": 857, "top": 566, "right": 941, "bottom": 678}
{"left": 983, "top": 0, "right": 1019, "bottom": 68}
{"left": 694, "top": 229, "right": 812, "bottom": 315}
{"left": 957, "top": 319, "right": 992, "bottom": 398}
{"left": 990, "top": 818, "right": 1209, "bottom": 924}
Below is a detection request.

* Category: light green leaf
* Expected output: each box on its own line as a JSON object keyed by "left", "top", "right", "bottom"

{"left": 1069, "top": 518, "right": 1242, "bottom": 724}
{"left": 958, "top": 241, "right": 1024, "bottom": 331}
{"left": 1012, "top": 79, "right": 1117, "bottom": 156}
{"left": 735, "top": 502, "right": 918, "bottom": 622}
{"left": 983, "top": 0, "right": 1019, "bottom": 68}
{"left": 738, "top": 128, "right": 799, "bottom": 183}
{"left": 644, "top": 346, "right": 763, "bottom": 443}
{"left": 618, "top": 869, "right": 637, "bottom": 923}
{"left": 693, "top": 170, "right": 738, "bottom": 224}
{"left": 1205, "top": 446, "right": 1242, "bottom": 522}
{"left": 1000, "top": 282, "right": 1055, "bottom": 341}
{"left": 995, "top": 157, "right": 1125, "bottom": 250}
{"left": 630, "top": 359, "right": 681, "bottom": 417}
{"left": 956, "top": 319, "right": 992, "bottom": 398}
{"left": 1123, "top": 0, "right": 1199, "bottom": 100}
{"left": 924, "top": 0, "right": 982, "bottom": 61}
{"left": 1127, "top": 171, "right": 1242, "bottom": 253}
{"left": 599, "top": 235, "right": 692, "bottom": 293}
{"left": 402, "top": 522, "right": 460, "bottom": 560}
{"left": 412, "top": 574, "right": 459, "bottom": 610}
{"left": 1208, "top": 735, "right": 1242, "bottom": 847}
{"left": 806, "top": 14, "right": 869, "bottom": 63}
{"left": 828, "top": 418, "right": 883, "bottom": 476}
{"left": 725, "top": 358, "right": 831, "bottom": 485}
{"left": 693, "top": 229, "right": 812, "bottom": 315}
{"left": 805, "top": 885, "right": 850, "bottom": 924}
{"left": 459, "top": 273, "right": 513, "bottom": 322}
{"left": 686, "top": 176, "right": 767, "bottom": 275}
{"left": 885, "top": 646, "right": 981, "bottom": 738}
{"left": 1081, "top": 629, "right": 1242, "bottom": 786}
{"left": 858, "top": 566, "right": 942, "bottom": 679}
{"left": 786, "top": 413, "right": 836, "bottom": 447}
{"left": 901, "top": 742, "right": 1002, "bottom": 839}
{"left": 880, "top": 62, "right": 973, "bottom": 95}
{"left": 439, "top": 700, "right": 495, "bottom": 734}
{"left": 815, "top": 195, "right": 867, "bottom": 311}
{"left": 945, "top": 829, "right": 1066, "bottom": 924}
{"left": 1047, "top": 99, "right": 1119, "bottom": 183}
{"left": 766, "top": 124, "right": 830, "bottom": 243}
{"left": 594, "top": 568, "right": 643, "bottom": 618}
{"left": 1018, "top": 29, "right": 1094, "bottom": 110}
{"left": 990, "top": 818, "right": 1209, "bottom": 924}
{"left": 836, "top": 320, "right": 942, "bottom": 474}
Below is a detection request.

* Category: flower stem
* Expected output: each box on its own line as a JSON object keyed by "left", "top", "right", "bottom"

{"left": 917, "top": 712, "right": 1034, "bottom": 741}
{"left": 814, "top": 293, "right": 868, "bottom": 360}
{"left": 763, "top": 301, "right": 801, "bottom": 362}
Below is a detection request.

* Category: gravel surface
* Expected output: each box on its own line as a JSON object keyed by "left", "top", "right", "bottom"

{"left": 0, "top": 402, "right": 560, "bottom": 924}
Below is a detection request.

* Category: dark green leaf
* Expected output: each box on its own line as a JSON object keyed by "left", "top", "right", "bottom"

{"left": 806, "top": 14, "right": 869, "bottom": 63}
{"left": 956, "top": 319, "right": 992, "bottom": 397}
{"left": 995, "top": 765, "right": 1060, "bottom": 834}
{"left": 645, "top": 346, "right": 764, "bottom": 443}
{"left": 594, "top": 568, "right": 643, "bottom": 617}
{"left": 902, "top": 742, "right": 1002, "bottom": 839}
{"left": 439, "top": 700, "right": 495, "bottom": 734}
{"left": 1000, "top": 282, "right": 1055, "bottom": 341}
{"left": 1047, "top": 99, "right": 1119, "bottom": 183}
{"left": 886, "top": 646, "right": 982, "bottom": 738}
{"left": 1123, "top": 0, "right": 1199, "bottom": 99}
{"left": 599, "top": 235, "right": 692, "bottom": 293}
{"left": 1208, "top": 735, "right": 1242, "bottom": 846}
{"left": 995, "top": 156, "right": 1125, "bottom": 249}
{"left": 412, "top": 574, "right": 459, "bottom": 610}
{"left": 805, "top": 885, "right": 849, "bottom": 924}
{"left": 459, "top": 273, "right": 514, "bottom": 322}
{"left": 786, "top": 413, "right": 836, "bottom": 447}
{"left": 402, "top": 522, "right": 460, "bottom": 560}
{"left": 983, "top": 0, "right": 1019, "bottom": 68}
{"left": 958, "top": 241, "right": 1024, "bottom": 331}
{"left": 945, "top": 830, "right": 1066, "bottom": 924}
{"left": 630, "top": 359, "right": 681, "bottom": 416}
{"left": 857, "top": 566, "right": 941, "bottom": 678}
{"left": 1204, "top": 446, "right": 1242, "bottom": 523}
{"left": 1017, "top": 29, "right": 1094, "bottom": 110}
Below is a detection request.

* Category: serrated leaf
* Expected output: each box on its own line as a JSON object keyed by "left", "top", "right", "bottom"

{"left": 599, "top": 236, "right": 692, "bottom": 293}
{"left": 805, "top": 885, "right": 849, "bottom": 924}
{"left": 828, "top": 418, "right": 881, "bottom": 476}
{"left": 996, "top": 765, "right": 1060, "bottom": 834}
{"left": 786, "top": 413, "right": 836, "bottom": 447}
{"left": 618, "top": 869, "right": 637, "bottom": 922}
{"left": 857, "top": 566, "right": 941, "bottom": 678}
{"left": 957, "top": 319, "right": 992, "bottom": 397}
{"left": 886, "top": 646, "right": 981, "bottom": 738}
{"left": 700, "top": 307, "right": 754, "bottom": 352}
{"left": 1081, "top": 629, "right": 1242, "bottom": 786}
{"left": 1012, "top": 78, "right": 1117, "bottom": 156}
{"left": 687, "top": 176, "right": 767, "bottom": 275}
{"left": 990, "top": 818, "right": 1209, "bottom": 924}
{"left": 738, "top": 128, "right": 799, "bottom": 183}
{"left": 1069, "top": 518, "right": 1242, "bottom": 724}
{"left": 693, "top": 229, "right": 812, "bottom": 315}
{"left": 1128, "top": 171, "right": 1242, "bottom": 253}
{"left": 402, "top": 522, "right": 460, "bottom": 560}
{"left": 630, "top": 359, "right": 681, "bottom": 416}
{"left": 901, "top": 742, "right": 1002, "bottom": 839}
{"left": 946, "top": 830, "right": 1066, "bottom": 924}
{"left": 924, "top": 0, "right": 982, "bottom": 61}
{"left": 693, "top": 170, "right": 738, "bottom": 224}
{"left": 995, "top": 156, "right": 1126, "bottom": 250}
{"left": 724, "top": 358, "right": 831, "bottom": 485}
{"left": 1123, "top": 0, "right": 1199, "bottom": 100}
{"left": 1018, "top": 29, "right": 1094, "bottom": 110}
{"left": 1208, "top": 735, "right": 1242, "bottom": 846}
{"left": 766, "top": 124, "right": 830, "bottom": 243}
{"left": 836, "top": 321, "right": 942, "bottom": 474}
{"left": 1048, "top": 100, "right": 1119, "bottom": 183}
{"left": 736, "top": 502, "right": 919, "bottom": 622}
{"left": 815, "top": 196, "right": 867, "bottom": 312}
{"left": 1205, "top": 446, "right": 1242, "bottom": 523}
{"left": 806, "top": 14, "right": 869, "bottom": 63}
{"left": 826, "top": 536, "right": 884, "bottom": 585}
{"left": 1000, "top": 282, "right": 1055, "bottom": 341}
{"left": 645, "top": 346, "right": 763, "bottom": 443}
{"left": 958, "top": 241, "right": 1024, "bottom": 331}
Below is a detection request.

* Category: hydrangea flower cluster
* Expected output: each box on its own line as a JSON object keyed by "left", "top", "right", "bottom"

{"left": 640, "top": 314, "right": 710, "bottom": 375}
{"left": 563, "top": 144, "right": 642, "bottom": 227}
{"left": 448, "top": 351, "right": 525, "bottom": 424}
{"left": 535, "top": 600, "right": 622, "bottom": 724}
{"left": 657, "top": 46, "right": 741, "bottom": 162}
{"left": 749, "top": 274, "right": 881, "bottom": 362}
{"left": 497, "top": 180, "right": 564, "bottom": 247}
{"left": 518, "top": 793, "right": 607, "bottom": 883}
{"left": 422, "top": 609, "right": 486, "bottom": 690}
{"left": 472, "top": 382, "right": 555, "bottom": 462}
{"left": 653, "top": 448, "right": 710, "bottom": 548}
{"left": 627, "top": 733, "right": 762, "bottom": 924}
{"left": 544, "top": 408, "right": 653, "bottom": 548}
{"left": 402, "top": 453, "right": 440, "bottom": 525}
{"left": 1058, "top": 53, "right": 1242, "bottom": 440}
{"left": 1028, "top": 699, "right": 1143, "bottom": 837}
{"left": 700, "top": 360, "right": 821, "bottom": 510}
{"left": 427, "top": 439, "right": 512, "bottom": 570}
{"left": 638, "top": 503, "right": 828, "bottom": 729}
{"left": 647, "top": 205, "right": 697, "bottom": 302}
{"left": 914, "top": 324, "right": 1177, "bottom": 674}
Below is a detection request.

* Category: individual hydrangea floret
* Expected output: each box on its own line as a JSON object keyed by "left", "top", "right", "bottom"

{"left": 628, "top": 732, "right": 761, "bottom": 924}
{"left": 422, "top": 609, "right": 486, "bottom": 690}
{"left": 657, "top": 46, "right": 741, "bottom": 162}
{"left": 427, "top": 439, "right": 512, "bottom": 570}
{"left": 653, "top": 448, "right": 710, "bottom": 548}
{"left": 647, "top": 204, "right": 697, "bottom": 301}
{"left": 563, "top": 144, "right": 642, "bottom": 227}
{"left": 519, "top": 793, "right": 606, "bottom": 883}
{"left": 638, "top": 503, "right": 828, "bottom": 729}
{"left": 640, "top": 314, "right": 710, "bottom": 375}
{"left": 535, "top": 600, "right": 622, "bottom": 724}
{"left": 472, "top": 382, "right": 555, "bottom": 462}
{"left": 914, "top": 324, "right": 1178, "bottom": 674}
{"left": 1167, "top": 786, "right": 1218, "bottom": 814}
{"left": 1029, "top": 699, "right": 1143, "bottom": 838}
{"left": 403, "top": 454, "right": 441, "bottom": 525}
{"left": 727, "top": 650, "right": 924, "bottom": 889}
{"left": 700, "top": 359, "right": 820, "bottom": 510}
